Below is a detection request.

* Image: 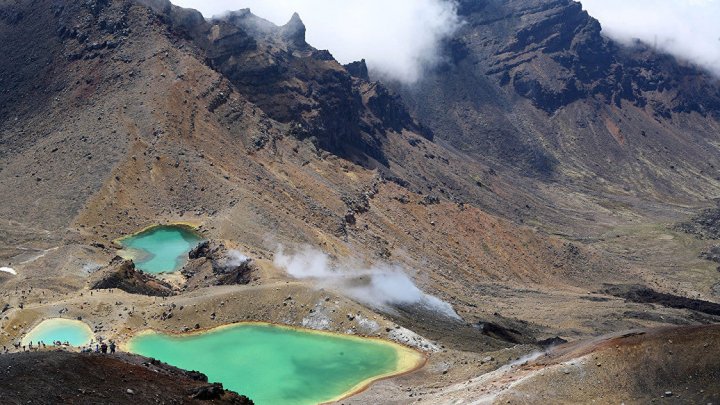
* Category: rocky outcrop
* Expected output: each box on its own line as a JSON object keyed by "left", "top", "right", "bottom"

{"left": 474, "top": 321, "right": 524, "bottom": 344}
{"left": 90, "top": 256, "right": 174, "bottom": 296}
{"left": 0, "top": 351, "right": 252, "bottom": 404}
{"left": 280, "top": 12, "right": 307, "bottom": 50}
{"left": 189, "top": 383, "right": 252, "bottom": 403}
{"left": 183, "top": 241, "right": 255, "bottom": 290}
{"left": 485, "top": 0, "right": 720, "bottom": 115}
{"left": 604, "top": 284, "right": 720, "bottom": 317}
{"left": 675, "top": 206, "right": 720, "bottom": 240}
{"left": 344, "top": 59, "right": 369, "bottom": 81}
{"left": 700, "top": 246, "right": 720, "bottom": 264}
{"left": 363, "top": 82, "right": 433, "bottom": 139}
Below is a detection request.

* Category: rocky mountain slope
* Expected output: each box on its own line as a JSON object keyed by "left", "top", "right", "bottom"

{"left": 394, "top": 0, "right": 720, "bottom": 204}
{"left": 0, "top": 0, "right": 607, "bottom": 311}
{"left": 1, "top": 0, "right": 720, "bottom": 403}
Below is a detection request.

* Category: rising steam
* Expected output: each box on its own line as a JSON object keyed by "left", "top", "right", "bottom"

{"left": 226, "top": 250, "right": 250, "bottom": 267}
{"left": 274, "top": 246, "right": 461, "bottom": 320}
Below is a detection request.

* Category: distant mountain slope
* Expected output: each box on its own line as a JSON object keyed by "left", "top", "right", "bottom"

{"left": 393, "top": 0, "right": 720, "bottom": 201}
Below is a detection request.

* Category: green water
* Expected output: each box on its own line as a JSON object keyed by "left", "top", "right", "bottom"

{"left": 119, "top": 225, "right": 202, "bottom": 274}
{"left": 128, "top": 324, "right": 410, "bottom": 405}
{"left": 21, "top": 318, "right": 94, "bottom": 346}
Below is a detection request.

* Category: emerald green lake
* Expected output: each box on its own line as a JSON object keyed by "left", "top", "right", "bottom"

{"left": 127, "top": 324, "right": 422, "bottom": 405}
{"left": 21, "top": 318, "right": 94, "bottom": 346}
{"left": 118, "top": 225, "right": 202, "bottom": 274}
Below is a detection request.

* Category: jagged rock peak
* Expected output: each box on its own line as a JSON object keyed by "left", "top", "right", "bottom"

{"left": 134, "top": 0, "right": 172, "bottom": 14}
{"left": 134, "top": 0, "right": 205, "bottom": 33}
{"left": 281, "top": 12, "right": 307, "bottom": 48}
{"left": 345, "top": 59, "right": 370, "bottom": 81}
{"left": 215, "top": 8, "right": 277, "bottom": 35}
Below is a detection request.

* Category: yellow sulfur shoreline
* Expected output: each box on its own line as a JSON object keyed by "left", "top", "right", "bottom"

{"left": 21, "top": 318, "right": 95, "bottom": 346}
{"left": 113, "top": 222, "right": 202, "bottom": 246}
{"left": 121, "top": 321, "right": 427, "bottom": 404}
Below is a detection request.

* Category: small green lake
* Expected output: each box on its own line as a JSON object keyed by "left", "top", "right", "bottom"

{"left": 21, "top": 318, "right": 94, "bottom": 346}
{"left": 118, "top": 225, "right": 203, "bottom": 274}
{"left": 126, "top": 323, "right": 423, "bottom": 405}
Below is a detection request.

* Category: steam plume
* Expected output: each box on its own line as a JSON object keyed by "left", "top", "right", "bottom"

{"left": 274, "top": 246, "right": 461, "bottom": 320}
{"left": 226, "top": 250, "right": 250, "bottom": 267}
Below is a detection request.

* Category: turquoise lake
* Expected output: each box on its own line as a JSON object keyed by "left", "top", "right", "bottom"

{"left": 127, "top": 323, "right": 423, "bottom": 405}
{"left": 21, "top": 318, "right": 94, "bottom": 346}
{"left": 118, "top": 225, "right": 203, "bottom": 274}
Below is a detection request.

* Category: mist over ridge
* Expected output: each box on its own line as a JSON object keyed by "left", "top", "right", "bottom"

{"left": 173, "top": 0, "right": 720, "bottom": 80}
{"left": 581, "top": 0, "right": 720, "bottom": 76}
{"left": 171, "top": 0, "right": 462, "bottom": 83}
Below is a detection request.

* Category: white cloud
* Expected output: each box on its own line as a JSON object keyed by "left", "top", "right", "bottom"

{"left": 580, "top": 0, "right": 720, "bottom": 75}
{"left": 170, "top": 0, "right": 462, "bottom": 83}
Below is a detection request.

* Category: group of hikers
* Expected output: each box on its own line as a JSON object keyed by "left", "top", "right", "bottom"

{"left": 3, "top": 340, "right": 67, "bottom": 353}
{"left": 2, "top": 339, "right": 116, "bottom": 354}
{"left": 80, "top": 340, "right": 116, "bottom": 354}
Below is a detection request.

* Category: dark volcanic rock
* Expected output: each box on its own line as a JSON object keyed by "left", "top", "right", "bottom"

{"left": 189, "top": 240, "right": 213, "bottom": 260}
{"left": 537, "top": 336, "right": 568, "bottom": 348}
{"left": 0, "top": 5, "right": 24, "bottom": 24}
{"left": 700, "top": 245, "right": 720, "bottom": 264}
{"left": 195, "top": 11, "right": 384, "bottom": 163}
{"left": 183, "top": 241, "right": 255, "bottom": 289}
{"left": 280, "top": 12, "right": 307, "bottom": 50}
{"left": 474, "top": 321, "right": 524, "bottom": 344}
{"left": 0, "top": 351, "right": 250, "bottom": 404}
{"left": 675, "top": 206, "right": 720, "bottom": 240}
{"left": 189, "top": 383, "right": 253, "bottom": 403}
{"left": 344, "top": 59, "right": 370, "bottom": 81}
{"left": 391, "top": 0, "right": 720, "bottom": 195}
{"left": 90, "top": 256, "right": 174, "bottom": 296}
{"left": 365, "top": 82, "right": 433, "bottom": 140}
{"left": 604, "top": 284, "right": 720, "bottom": 317}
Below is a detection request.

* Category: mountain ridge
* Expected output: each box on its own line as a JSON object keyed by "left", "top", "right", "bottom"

{"left": 393, "top": 0, "right": 720, "bottom": 204}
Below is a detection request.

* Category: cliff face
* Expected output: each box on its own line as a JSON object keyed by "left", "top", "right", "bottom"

{"left": 475, "top": 0, "right": 720, "bottom": 116}
{"left": 394, "top": 0, "right": 720, "bottom": 200}
{"left": 150, "top": 3, "right": 429, "bottom": 165}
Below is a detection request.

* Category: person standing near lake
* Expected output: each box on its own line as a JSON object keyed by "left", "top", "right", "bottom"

{"left": 109, "top": 342, "right": 116, "bottom": 354}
